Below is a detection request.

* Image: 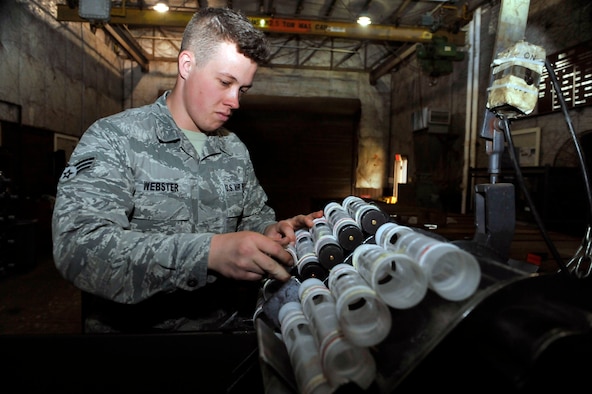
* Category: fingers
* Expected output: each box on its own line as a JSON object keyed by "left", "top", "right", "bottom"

{"left": 260, "top": 238, "right": 294, "bottom": 268}
{"left": 291, "top": 210, "right": 324, "bottom": 228}
{"left": 270, "top": 210, "right": 325, "bottom": 244}
{"left": 260, "top": 212, "right": 325, "bottom": 278}
{"left": 244, "top": 248, "right": 292, "bottom": 282}
{"left": 209, "top": 232, "right": 295, "bottom": 282}
{"left": 251, "top": 236, "right": 297, "bottom": 281}
{"left": 305, "top": 209, "right": 324, "bottom": 226}
{"left": 272, "top": 211, "right": 323, "bottom": 246}
{"left": 262, "top": 260, "right": 292, "bottom": 281}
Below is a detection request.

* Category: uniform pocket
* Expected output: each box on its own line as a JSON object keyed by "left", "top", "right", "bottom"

{"left": 198, "top": 188, "right": 244, "bottom": 233}
{"left": 132, "top": 180, "right": 192, "bottom": 233}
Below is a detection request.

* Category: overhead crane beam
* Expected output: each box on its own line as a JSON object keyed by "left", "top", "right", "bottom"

{"left": 248, "top": 16, "right": 463, "bottom": 45}
{"left": 56, "top": 5, "right": 466, "bottom": 45}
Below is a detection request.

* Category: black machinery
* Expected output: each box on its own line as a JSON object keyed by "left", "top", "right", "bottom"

{"left": 255, "top": 0, "right": 592, "bottom": 392}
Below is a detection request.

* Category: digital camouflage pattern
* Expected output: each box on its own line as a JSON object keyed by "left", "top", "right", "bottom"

{"left": 52, "top": 91, "right": 277, "bottom": 306}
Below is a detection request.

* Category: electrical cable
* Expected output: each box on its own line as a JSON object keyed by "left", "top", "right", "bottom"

{"left": 544, "top": 59, "right": 592, "bottom": 218}
{"left": 544, "top": 59, "right": 592, "bottom": 277}
{"left": 499, "top": 116, "right": 572, "bottom": 277}
{"left": 566, "top": 226, "right": 592, "bottom": 278}
{"left": 499, "top": 58, "right": 592, "bottom": 278}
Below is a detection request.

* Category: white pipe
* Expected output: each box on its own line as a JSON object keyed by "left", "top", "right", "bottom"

{"left": 461, "top": 17, "right": 474, "bottom": 213}
{"left": 461, "top": 8, "right": 481, "bottom": 214}
{"left": 470, "top": 9, "right": 481, "bottom": 194}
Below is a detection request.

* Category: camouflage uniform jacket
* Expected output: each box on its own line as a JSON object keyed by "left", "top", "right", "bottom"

{"left": 52, "top": 91, "right": 277, "bottom": 309}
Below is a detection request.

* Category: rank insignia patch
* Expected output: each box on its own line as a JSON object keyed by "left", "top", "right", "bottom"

{"left": 59, "top": 157, "right": 95, "bottom": 182}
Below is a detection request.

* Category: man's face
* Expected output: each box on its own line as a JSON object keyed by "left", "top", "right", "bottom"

{"left": 182, "top": 41, "right": 258, "bottom": 133}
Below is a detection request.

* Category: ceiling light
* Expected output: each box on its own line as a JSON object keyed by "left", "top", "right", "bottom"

{"left": 153, "top": 1, "right": 169, "bottom": 13}
{"left": 357, "top": 15, "right": 372, "bottom": 26}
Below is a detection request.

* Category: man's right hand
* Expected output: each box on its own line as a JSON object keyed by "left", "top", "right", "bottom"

{"left": 208, "top": 231, "right": 294, "bottom": 282}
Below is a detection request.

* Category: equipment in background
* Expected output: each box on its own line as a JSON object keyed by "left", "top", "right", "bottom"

{"left": 487, "top": 40, "right": 545, "bottom": 117}
{"left": 0, "top": 171, "right": 37, "bottom": 276}
{"left": 416, "top": 36, "right": 465, "bottom": 77}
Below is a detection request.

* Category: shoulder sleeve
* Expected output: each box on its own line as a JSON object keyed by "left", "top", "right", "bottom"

{"left": 52, "top": 116, "right": 211, "bottom": 304}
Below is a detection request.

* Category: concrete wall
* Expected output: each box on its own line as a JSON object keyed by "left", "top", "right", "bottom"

{"left": 0, "top": 0, "right": 124, "bottom": 138}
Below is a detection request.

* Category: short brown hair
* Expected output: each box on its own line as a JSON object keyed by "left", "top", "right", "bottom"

{"left": 181, "top": 7, "right": 270, "bottom": 66}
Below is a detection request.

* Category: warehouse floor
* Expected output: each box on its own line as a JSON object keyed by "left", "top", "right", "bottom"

{"left": 0, "top": 250, "right": 82, "bottom": 335}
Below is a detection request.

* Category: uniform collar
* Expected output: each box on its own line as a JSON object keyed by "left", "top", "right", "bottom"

{"left": 154, "top": 90, "right": 231, "bottom": 156}
{"left": 154, "top": 91, "right": 181, "bottom": 143}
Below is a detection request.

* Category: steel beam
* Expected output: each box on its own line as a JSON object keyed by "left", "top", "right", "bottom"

{"left": 103, "top": 24, "right": 150, "bottom": 72}
{"left": 56, "top": 4, "right": 465, "bottom": 45}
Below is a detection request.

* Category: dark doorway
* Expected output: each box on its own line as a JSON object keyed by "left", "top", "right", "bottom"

{"left": 226, "top": 95, "right": 361, "bottom": 220}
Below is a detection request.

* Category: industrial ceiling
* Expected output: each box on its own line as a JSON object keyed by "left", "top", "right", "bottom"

{"left": 57, "top": 0, "right": 481, "bottom": 83}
